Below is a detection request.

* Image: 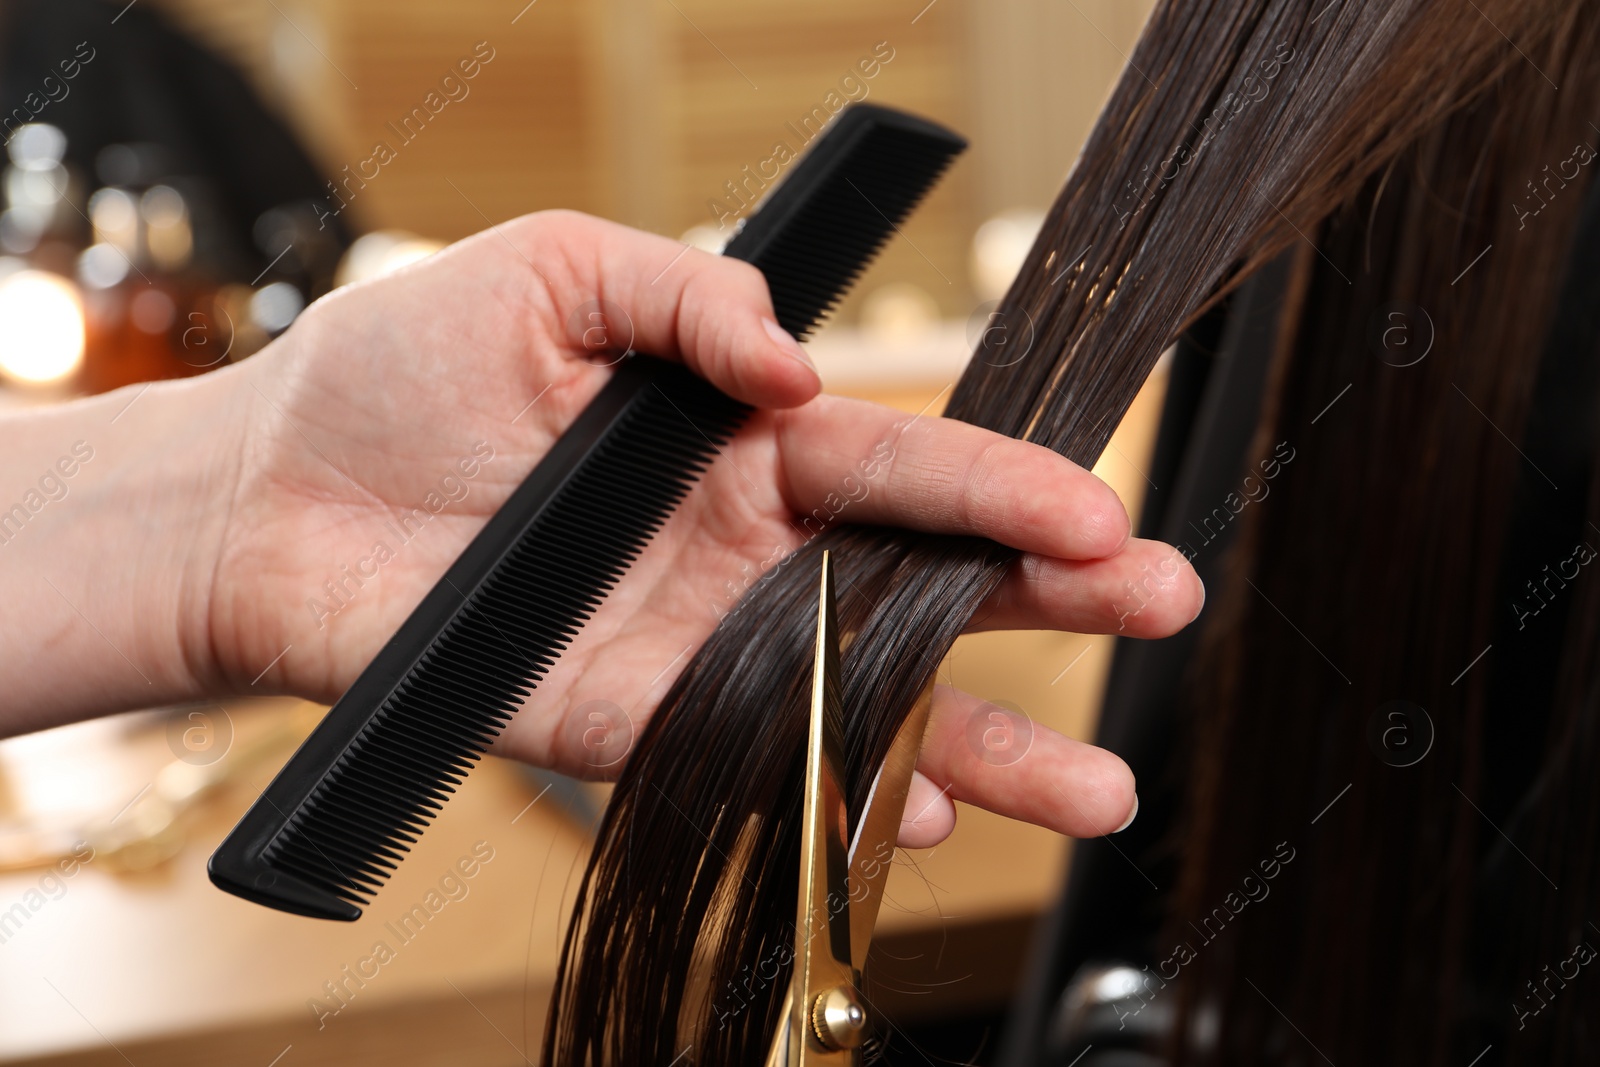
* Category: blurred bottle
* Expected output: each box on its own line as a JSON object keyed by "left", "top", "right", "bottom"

{"left": 0, "top": 123, "right": 82, "bottom": 257}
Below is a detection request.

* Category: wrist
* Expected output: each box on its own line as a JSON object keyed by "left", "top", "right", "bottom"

{"left": 0, "top": 367, "right": 246, "bottom": 734}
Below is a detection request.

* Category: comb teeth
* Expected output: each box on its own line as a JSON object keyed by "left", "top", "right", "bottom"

{"left": 732, "top": 122, "right": 965, "bottom": 338}
{"left": 252, "top": 370, "right": 739, "bottom": 913}
{"left": 742, "top": 133, "right": 953, "bottom": 335}
{"left": 209, "top": 103, "right": 966, "bottom": 921}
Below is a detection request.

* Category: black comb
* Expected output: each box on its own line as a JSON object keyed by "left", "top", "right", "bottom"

{"left": 208, "top": 104, "right": 965, "bottom": 921}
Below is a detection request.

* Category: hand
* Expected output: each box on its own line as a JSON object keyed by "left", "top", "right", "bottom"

{"left": 21, "top": 211, "right": 1205, "bottom": 847}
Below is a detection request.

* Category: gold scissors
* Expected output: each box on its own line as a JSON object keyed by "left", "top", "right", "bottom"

{"left": 764, "top": 550, "right": 933, "bottom": 1066}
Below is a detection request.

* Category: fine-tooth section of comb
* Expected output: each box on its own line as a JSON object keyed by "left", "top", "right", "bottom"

{"left": 209, "top": 103, "right": 966, "bottom": 921}
{"left": 722, "top": 104, "right": 966, "bottom": 335}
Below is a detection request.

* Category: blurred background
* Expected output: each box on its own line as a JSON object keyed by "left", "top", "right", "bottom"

{"left": 0, "top": 0, "right": 1162, "bottom": 1063}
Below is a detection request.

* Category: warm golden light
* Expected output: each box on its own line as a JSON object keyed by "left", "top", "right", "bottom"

{"left": 971, "top": 208, "right": 1045, "bottom": 302}
{"left": 335, "top": 230, "right": 445, "bottom": 287}
{"left": 860, "top": 281, "right": 940, "bottom": 342}
{"left": 89, "top": 187, "right": 139, "bottom": 256}
{"left": 0, "top": 269, "right": 86, "bottom": 385}
{"left": 142, "top": 185, "right": 193, "bottom": 272}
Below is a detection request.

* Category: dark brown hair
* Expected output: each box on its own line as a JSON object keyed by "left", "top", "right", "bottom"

{"left": 541, "top": 1, "right": 1588, "bottom": 1062}
{"left": 1167, "top": 4, "right": 1600, "bottom": 1063}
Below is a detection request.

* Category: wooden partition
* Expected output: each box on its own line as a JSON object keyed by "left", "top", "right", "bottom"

{"left": 152, "top": 0, "right": 1154, "bottom": 321}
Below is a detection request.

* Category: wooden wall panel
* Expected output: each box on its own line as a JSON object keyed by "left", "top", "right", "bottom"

{"left": 150, "top": 0, "right": 1155, "bottom": 321}
{"left": 657, "top": 0, "right": 974, "bottom": 315}
{"left": 331, "top": 1, "right": 597, "bottom": 235}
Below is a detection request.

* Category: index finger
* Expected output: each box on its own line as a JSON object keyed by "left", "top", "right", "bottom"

{"left": 775, "top": 393, "right": 1132, "bottom": 561}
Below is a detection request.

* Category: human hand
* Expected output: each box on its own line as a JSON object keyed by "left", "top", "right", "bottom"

{"left": 38, "top": 211, "right": 1204, "bottom": 847}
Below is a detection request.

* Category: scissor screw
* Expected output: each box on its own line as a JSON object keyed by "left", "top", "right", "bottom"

{"left": 811, "top": 985, "right": 869, "bottom": 1050}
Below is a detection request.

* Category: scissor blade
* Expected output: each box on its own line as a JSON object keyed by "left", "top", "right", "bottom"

{"left": 805, "top": 551, "right": 853, "bottom": 968}
{"left": 846, "top": 681, "right": 933, "bottom": 969}
{"left": 778, "top": 550, "right": 859, "bottom": 1066}
{"left": 764, "top": 988, "right": 795, "bottom": 1067}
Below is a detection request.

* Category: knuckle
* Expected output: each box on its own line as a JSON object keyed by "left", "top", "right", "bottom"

{"left": 524, "top": 207, "right": 590, "bottom": 235}
{"left": 955, "top": 438, "right": 1007, "bottom": 529}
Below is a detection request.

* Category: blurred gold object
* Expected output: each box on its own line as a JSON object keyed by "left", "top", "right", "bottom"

{"left": 141, "top": 184, "right": 193, "bottom": 271}
{"left": 859, "top": 282, "right": 940, "bottom": 342}
{"left": 0, "top": 703, "right": 317, "bottom": 875}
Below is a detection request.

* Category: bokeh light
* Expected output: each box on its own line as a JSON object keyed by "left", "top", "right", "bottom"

{"left": 0, "top": 269, "right": 86, "bottom": 385}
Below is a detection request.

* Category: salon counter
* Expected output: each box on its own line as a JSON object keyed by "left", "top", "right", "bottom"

{"left": 0, "top": 696, "right": 1099, "bottom": 1066}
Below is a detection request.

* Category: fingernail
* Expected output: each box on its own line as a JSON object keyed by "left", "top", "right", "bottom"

{"left": 1113, "top": 793, "right": 1139, "bottom": 834}
{"left": 1191, "top": 577, "right": 1207, "bottom": 623}
{"left": 762, "top": 317, "right": 815, "bottom": 373}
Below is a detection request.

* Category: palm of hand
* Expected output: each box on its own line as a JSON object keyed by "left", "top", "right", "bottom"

{"left": 206, "top": 222, "right": 801, "bottom": 776}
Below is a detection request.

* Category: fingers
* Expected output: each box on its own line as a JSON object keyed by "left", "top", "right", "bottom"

{"left": 776, "top": 394, "right": 1131, "bottom": 561}
{"left": 910, "top": 685, "right": 1137, "bottom": 842}
{"left": 897, "top": 769, "right": 957, "bottom": 848}
{"left": 507, "top": 210, "right": 821, "bottom": 407}
{"left": 775, "top": 394, "right": 1201, "bottom": 635}
{"left": 970, "top": 541, "right": 1205, "bottom": 638}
